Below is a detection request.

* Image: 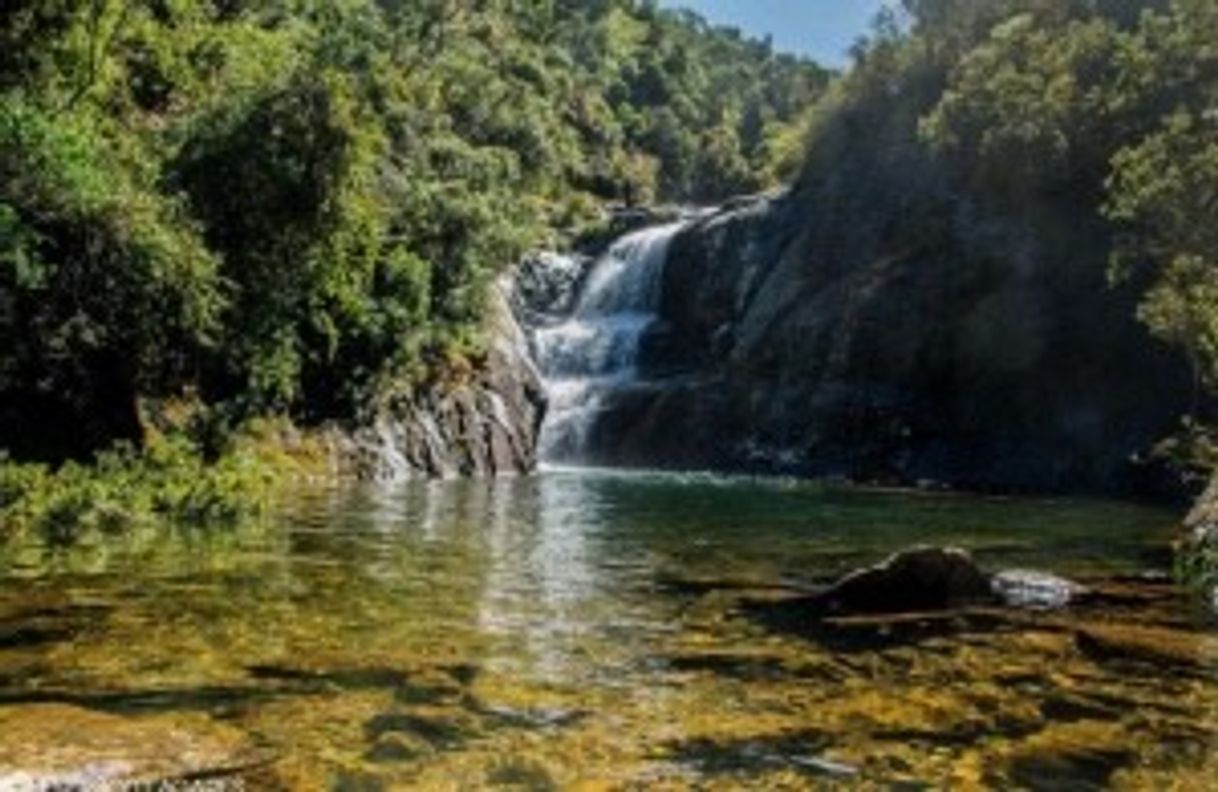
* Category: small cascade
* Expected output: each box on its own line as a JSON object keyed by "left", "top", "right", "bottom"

{"left": 530, "top": 220, "right": 689, "bottom": 462}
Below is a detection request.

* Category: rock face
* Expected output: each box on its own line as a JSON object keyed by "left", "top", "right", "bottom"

{"left": 580, "top": 188, "right": 1195, "bottom": 494}
{"left": 347, "top": 282, "right": 546, "bottom": 480}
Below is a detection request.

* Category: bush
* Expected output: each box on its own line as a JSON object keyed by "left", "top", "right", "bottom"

{"left": 0, "top": 425, "right": 305, "bottom": 543}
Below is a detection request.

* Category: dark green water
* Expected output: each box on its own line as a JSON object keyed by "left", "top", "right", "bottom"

{"left": 0, "top": 470, "right": 1214, "bottom": 789}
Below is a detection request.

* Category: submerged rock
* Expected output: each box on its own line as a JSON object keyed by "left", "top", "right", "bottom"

{"left": 0, "top": 704, "right": 263, "bottom": 787}
{"left": 992, "top": 570, "right": 1087, "bottom": 610}
{"left": 812, "top": 546, "right": 993, "bottom": 615}
{"left": 1075, "top": 624, "right": 1218, "bottom": 670}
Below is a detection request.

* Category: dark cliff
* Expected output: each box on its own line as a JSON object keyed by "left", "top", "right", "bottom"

{"left": 582, "top": 187, "right": 1194, "bottom": 494}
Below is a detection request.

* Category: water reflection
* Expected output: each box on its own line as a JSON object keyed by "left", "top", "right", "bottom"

{"left": 0, "top": 470, "right": 1213, "bottom": 788}
{"left": 473, "top": 475, "right": 604, "bottom": 680}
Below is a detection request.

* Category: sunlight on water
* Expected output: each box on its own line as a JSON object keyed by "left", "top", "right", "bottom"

{"left": 0, "top": 471, "right": 1214, "bottom": 788}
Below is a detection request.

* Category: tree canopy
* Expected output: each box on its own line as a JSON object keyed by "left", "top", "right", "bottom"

{"left": 0, "top": 0, "right": 828, "bottom": 461}
{"left": 797, "top": 0, "right": 1217, "bottom": 415}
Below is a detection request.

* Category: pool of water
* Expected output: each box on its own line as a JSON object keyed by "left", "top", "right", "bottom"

{"left": 0, "top": 470, "right": 1214, "bottom": 788}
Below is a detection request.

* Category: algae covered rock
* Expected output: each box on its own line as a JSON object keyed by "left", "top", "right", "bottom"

{"left": 1075, "top": 624, "right": 1218, "bottom": 670}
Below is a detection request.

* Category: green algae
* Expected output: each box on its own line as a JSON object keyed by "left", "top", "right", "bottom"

{"left": 0, "top": 471, "right": 1213, "bottom": 789}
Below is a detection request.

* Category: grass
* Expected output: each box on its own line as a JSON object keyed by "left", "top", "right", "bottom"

{"left": 0, "top": 419, "right": 328, "bottom": 544}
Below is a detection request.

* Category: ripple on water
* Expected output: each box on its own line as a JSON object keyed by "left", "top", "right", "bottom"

{"left": 0, "top": 470, "right": 1213, "bottom": 787}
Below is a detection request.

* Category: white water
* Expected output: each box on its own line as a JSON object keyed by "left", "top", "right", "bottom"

{"left": 533, "top": 221, "right": 688, "bottom": 462}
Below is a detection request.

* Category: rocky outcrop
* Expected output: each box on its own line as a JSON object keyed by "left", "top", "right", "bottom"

{"left": 589, "top": 187, "right": 1196, "bottom": 494}
{"left": 345, "top": 282, "right": 546, "bottom": 480}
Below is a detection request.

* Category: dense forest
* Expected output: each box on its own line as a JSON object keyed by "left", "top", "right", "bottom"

{"left": 794, "top": 0, "right": 1216, "bottom": 580}
{"left": 795, "top": 0, "right": 1217, "bottom": 466}
{"left": 0, "top": 0, "right": 827, "bottom": 464}
{"left": 3, "top": 0, "right": 1218, "bottom": 551}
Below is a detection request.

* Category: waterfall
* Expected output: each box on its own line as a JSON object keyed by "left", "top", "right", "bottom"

{"left": 531, "top": 220, "right": 688, "bottom": 463}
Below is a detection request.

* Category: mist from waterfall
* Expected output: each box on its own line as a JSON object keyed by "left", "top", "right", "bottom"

{"left": 531, "top": 221, "right": 689, "bottom": 463}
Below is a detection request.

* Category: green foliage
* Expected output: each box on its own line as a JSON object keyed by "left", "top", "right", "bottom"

{"left": 1107, "top": 112, "right": 1218, "bottom": 384}
{"left": 0, "top": 430, "right": 283, "bottom": 542}
{"left": 1151, "top": 417, "right": 1218, "bottom": 485}
{"left": 801, "top": 0, "right": 1217, "bottom": 407}
{"left": 0, "top": 94, "right": 222, "bottom": 459}
{"left": 1, "top": 0, "right": 827, "bottom": 465}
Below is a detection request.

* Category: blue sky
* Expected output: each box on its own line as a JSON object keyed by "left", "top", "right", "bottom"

{"left": 658, "top": 0, "right": 889, "bottom": 66}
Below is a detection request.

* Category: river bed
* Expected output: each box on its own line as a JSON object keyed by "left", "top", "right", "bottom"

{"left": 0, "top": 469, "right": 1215, "bottom": 789}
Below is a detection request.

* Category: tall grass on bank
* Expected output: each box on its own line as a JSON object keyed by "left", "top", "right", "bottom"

{"left": 0, "top": 423, "right": 316, "bottom": 543}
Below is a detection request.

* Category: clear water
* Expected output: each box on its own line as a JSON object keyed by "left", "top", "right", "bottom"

{"left": 0, "top": 470, "right": 1215, "bottom": 788}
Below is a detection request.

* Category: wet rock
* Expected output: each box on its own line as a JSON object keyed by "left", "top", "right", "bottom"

{"left": 0, "top": 624, "right": 75, "bottom": 650}
{"left": 394, "top": 681, "right": 461, "bottom": 706}
{"left": 443, "top": 663, "right": 480, "bottom": 687}
{"left": 992, "top": 570, "right": 1086, "bottom": 610}
{"left": 812, "top": 547, "right": 993, "bottom": 615}
{"left": 789, "top": 755, "right": 860, "bottom": 779}
{"left": 332, "top": 770, "right": 387, "bottom": 792}
{"left": 512, "top": 251, "right": 594, "bottom": 320}
{"left": 0, "top": 704, "right": 264, "bottom": 786}
{"left": 667, "top": 653, "right": 799, "bottom": 682}
{"left": 666, "top": 730, "right": 835, "bottom": 778}
{"left": 583, "top": 185, "right": 1197, "bottom": 494}
{"left": 1039, "top": 694, "right": 1123, "bottom": 723}
{"left": 485, "top": 758, "right": 559, "bottom": 791}
{"left": 246, "top": 664, "right": 411, "bottom": 692}
{"left": 345, "top": 282, "right": 546, "bottom": 480}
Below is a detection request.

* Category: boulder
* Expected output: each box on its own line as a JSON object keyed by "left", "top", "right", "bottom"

{"left": 813, "top": 546, "right": 993, "bottom": 615}
{"left": 991, "top": 569, "right": 1086, "bottom": 610}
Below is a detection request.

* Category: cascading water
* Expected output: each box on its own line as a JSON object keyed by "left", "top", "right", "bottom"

{"left": 530, "top": 220, "right": 689, "bottom": 463}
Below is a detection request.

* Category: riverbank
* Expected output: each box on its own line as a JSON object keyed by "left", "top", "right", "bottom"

{"left": 0, "top": 418, "right": 332, "bottom": 542}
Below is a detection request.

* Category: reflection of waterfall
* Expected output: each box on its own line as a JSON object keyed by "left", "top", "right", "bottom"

{"left": 531, "top": 221, "right": 688, "bottom": 462}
